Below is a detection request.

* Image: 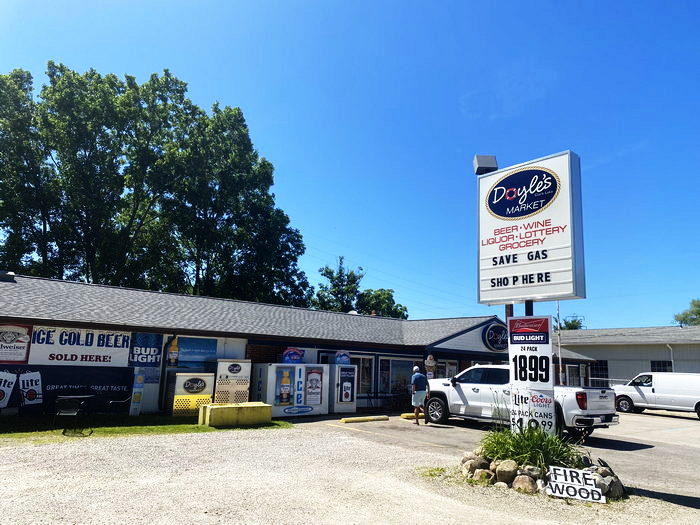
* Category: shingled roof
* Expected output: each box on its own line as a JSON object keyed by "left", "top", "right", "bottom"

{"left": 0, "top": 275, "right": 497, "bottom": 348}
{"left": 560, "top": 325, "right": 700, "bottom": 345}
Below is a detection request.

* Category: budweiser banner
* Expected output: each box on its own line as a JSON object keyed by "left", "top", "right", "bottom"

{"left": 0, "top": 324, "right": 32, "bottom": 363}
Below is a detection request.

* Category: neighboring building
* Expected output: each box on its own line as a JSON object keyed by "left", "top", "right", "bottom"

{"left": 560, "top": 326, "right": 700, "bottom": 386}
{"left": 0, "top": 273, "right": 512, "bottom": 414}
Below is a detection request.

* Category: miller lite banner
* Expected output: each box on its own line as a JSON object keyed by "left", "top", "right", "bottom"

{"left": 477, "top": 151, "right": 585, "bottom": 305}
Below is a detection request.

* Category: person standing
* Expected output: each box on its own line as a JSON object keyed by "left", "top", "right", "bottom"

{"left": 411, "top": 365, "right": 428, "bottom": 426}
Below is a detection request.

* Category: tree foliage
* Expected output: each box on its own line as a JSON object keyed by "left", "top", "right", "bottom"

{"left": 313, "top": 256, "right": 408, "bottom": 319}
{"left": 674, "top": 299, "right": 700, "bottom": 326}
{"left": 554, "top": 315, "right": 584, "bottom": 330}
{"left": 0, "top": 63, "right": 312, "bottom": 306}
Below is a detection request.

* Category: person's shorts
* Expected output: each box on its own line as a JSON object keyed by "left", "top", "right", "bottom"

{"left": 412, "top": 390, "right": 427, "bottom": 407}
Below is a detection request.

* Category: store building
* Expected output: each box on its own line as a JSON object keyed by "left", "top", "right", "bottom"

{"left": 0, "top": 273, "right": 516, "bottom": 414}
{"left": 559, "top": 326, "right": 700, "bottom": 386}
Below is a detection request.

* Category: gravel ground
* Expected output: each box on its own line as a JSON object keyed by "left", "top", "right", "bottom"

{"left": 1, "top": 425, "right": 697, "bottom": 525}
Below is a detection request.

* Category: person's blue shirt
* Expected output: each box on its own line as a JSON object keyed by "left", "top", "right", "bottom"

{"left": 411, "top": 372, "right": 427, "bottom": 391}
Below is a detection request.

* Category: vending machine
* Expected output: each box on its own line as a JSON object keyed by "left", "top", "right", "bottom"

{"left": 252, "top": 363, "right": 329, "bottom": 417}
{"left": 328, "top": 364, "right": 358, "bottom": 414}
{"left": 214, "top": 359, "right": 252, "bottom": 403}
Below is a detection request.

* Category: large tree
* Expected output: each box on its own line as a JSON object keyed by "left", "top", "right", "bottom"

{"left": 313, "top": 256, "right": 408, "bottom": 318}
{"left": 675, "top": 299, "right": 700, "bottom": 326}
{"left": 0, "top": 63, "right": 312, "bottom": 306}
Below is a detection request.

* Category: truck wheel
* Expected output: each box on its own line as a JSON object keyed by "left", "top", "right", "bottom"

{"left": 426, "top": 397, "right": 449, "bottom": 424}
{"left": 567, "top": 428, "right": 593, "bottom": 441}
{"left": 555, "top": 405, "right": 564, "bottom": 437}
{"left": 616, "top": 396, "right": 634, "bottom": 413}
{"left": 695, "top": 403, "right": 700, "bottom": 420}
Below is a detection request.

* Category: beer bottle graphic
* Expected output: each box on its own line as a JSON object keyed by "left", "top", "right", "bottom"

{"left": 279, "top": 370, "right": 291, "bottom": 405}
{"left": 167, "top": 337, "right": 179, "bottom": 366}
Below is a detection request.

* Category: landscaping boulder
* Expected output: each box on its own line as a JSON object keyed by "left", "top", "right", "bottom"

{"left": 512, "top": 474, "right": 537, "bottom": 493}
{"left": 489, "top": 459, "right": 502, "bottom": 472}
{"left": 495, "top": 459, "right": 519, "bottom": 484}
{"left": 593, "top": 473, "right": 612, "bottom": 495}
{"left": 520, "top": 465, "right": 542, "bottom": 479}
{"left": 536, "top": 479, "right": 547, "bottom": 493}
{"left": 606, "top": 476, "right": 625, "bottom": 499}
{"left": 463, "top": 457, "right": 489, "bottom": 476}
{"left": 473, "top": 469, "right": 495, "bottom": 484}
{"left": 494, "top": 482, "right": 508, "bottom": 489}
{"left": 460, "top": 451, "right": 480, "bottom": 464}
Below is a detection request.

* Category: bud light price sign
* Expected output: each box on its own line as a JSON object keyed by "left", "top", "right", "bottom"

{"left": 508, "top": 316, "right": 556, "bottom": 434}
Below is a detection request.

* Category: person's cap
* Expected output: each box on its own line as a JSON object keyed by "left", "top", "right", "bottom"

{"left": 413, "top": 366, "right": 420, "bottom": 372}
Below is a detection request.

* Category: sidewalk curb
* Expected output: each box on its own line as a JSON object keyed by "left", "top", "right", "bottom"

{"left": 339, "top": 415, "right": 390, "bottom": 424}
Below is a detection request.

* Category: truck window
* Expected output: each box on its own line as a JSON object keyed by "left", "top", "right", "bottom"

{"left": 629, "top": 374, "right": 652, "bottom": 387}
{"left": 457, "top": 368, "right": 488, "bottom": 384}
{"left": 485, "top": 368, "right": 509, "bottom": 385}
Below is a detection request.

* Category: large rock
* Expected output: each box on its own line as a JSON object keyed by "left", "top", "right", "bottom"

{"left": 462, "top": 458, "right": 490, "bottom": 476}
{"left": 596, "top": 467, "right": 614, "bottom": 478}
{"left": 520, "top": 465, "right": 542, "bottom": 479}
{"left": 496, "top": 459, "right": 519, "bottom": 484}
{"left": 593, "top": 473, "right": 612, "bottom": 494}
{"left": 490, "top": 459, "right": 502, "bottom": 472}
{"left": 473, "top": 469, "right": 495, "bottom": 484}
{"left": 460, "top": 451, "right": 480, "bottom": 464}
{"left": 512, "top": 474, "right": 537, "bottom": 493}
{"left": 472, "top": 446, "right": 487, "bottom": 459}
{"left": 536, "top": 479, "right": 547, "bottom": 493}
{"left": 494, "top": 482, "right": 509, "bottom": 489}
{"left": 607, "top": 476, "right": 625, "bottom": 499}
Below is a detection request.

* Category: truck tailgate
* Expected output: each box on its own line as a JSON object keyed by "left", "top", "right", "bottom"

{"left": 586, "top": 388, "right": 615, "bottom": 412}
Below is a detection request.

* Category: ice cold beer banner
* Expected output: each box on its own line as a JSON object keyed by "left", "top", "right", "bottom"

{"left": 508, "top": 316, "right": 556, "bottom": 435}
{"left": 29, "top": 326, "right": 131, "bottom": 367}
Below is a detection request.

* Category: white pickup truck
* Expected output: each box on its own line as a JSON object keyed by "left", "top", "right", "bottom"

{"left": 425, "top": 364, "right": 619, "bottom": 438}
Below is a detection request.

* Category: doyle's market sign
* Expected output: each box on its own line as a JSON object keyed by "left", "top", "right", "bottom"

{"left": 477, "top": 151, "right": 585, "bottom": 305}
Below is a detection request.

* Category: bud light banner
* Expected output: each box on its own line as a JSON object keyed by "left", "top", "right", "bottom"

{"left": 0, "top": 365, "right": 133, "bottom": 414}
{"left": 29, "top": 326, "right": 131, "bottom": 367}
{"left": 0, "top": 324, "right": 32, "bottom": 363}
{"left": 129, "top": 333, "right": 164, "bottom": 368}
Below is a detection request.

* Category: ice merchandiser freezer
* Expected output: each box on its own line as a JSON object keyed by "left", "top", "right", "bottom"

{"left": 252, "top": 363, "right": 329, "bottom": 417}
{"left": 329, "top": 364, "right": 358, "bottom": 413}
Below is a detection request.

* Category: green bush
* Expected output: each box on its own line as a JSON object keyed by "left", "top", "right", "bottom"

{"left": 480, "top": 427, "right": 586, "bottom": 473}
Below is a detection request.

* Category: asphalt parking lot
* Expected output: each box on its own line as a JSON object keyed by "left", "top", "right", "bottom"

{"left": 302, "top": 409, "right": 700, "bottom": 504}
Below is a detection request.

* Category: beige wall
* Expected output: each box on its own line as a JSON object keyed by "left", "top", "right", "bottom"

{"left": 563, "top": 343, "right": 700, "bottom": 384}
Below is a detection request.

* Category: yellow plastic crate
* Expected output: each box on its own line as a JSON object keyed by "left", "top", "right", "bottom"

{"left": 172, "top": 394, "right": 213, "bottom": 417}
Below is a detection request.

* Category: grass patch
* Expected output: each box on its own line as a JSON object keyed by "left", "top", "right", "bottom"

{"left": 417, "top": 466, "right": 490, "bottom": 486}
{"left": 480, "top": 427, "right": 586, "bottom": 472}
{"left": 0, "top": 414, "right": 293, "bottom": 447}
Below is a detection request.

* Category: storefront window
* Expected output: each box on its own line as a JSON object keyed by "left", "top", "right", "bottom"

{"left": 350, "top": 356, "right": 373, "bottom": 395}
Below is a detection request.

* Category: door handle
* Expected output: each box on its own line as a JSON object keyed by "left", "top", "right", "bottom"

{"left": 652, "top": 388, "right": 655, "bottom": 393}
{"left": 472, "top": 388, "right": 480, "bottom": 393}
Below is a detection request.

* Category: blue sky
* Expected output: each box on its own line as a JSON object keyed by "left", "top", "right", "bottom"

{"left": 2, "top": 1, "right": 699, "bottom": 328}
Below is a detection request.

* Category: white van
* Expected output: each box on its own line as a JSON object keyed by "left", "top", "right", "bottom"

{"left": 614, "top": 372, "right": 700, "bottom": 418}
